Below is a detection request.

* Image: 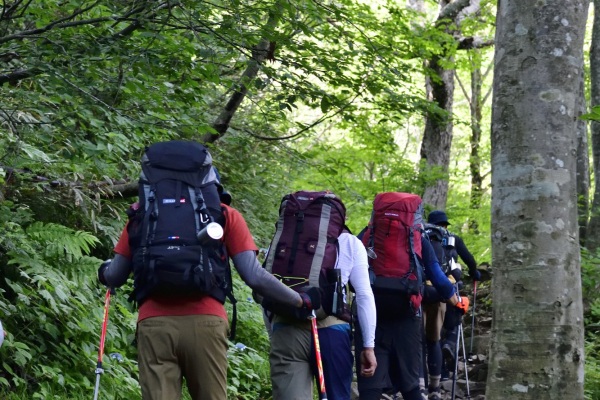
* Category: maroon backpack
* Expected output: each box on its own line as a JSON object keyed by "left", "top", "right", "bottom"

{"left": 361, "top": 192, "right": 424, "bottom": 316}
{"left": 263, "top": 190, "right": 349, "bottom": 319}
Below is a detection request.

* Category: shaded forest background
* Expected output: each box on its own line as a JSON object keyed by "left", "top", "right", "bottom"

{"left": 0, "top": 0, "right": 599, "bottom": 399}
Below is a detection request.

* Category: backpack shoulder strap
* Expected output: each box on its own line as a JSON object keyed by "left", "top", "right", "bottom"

{"left": 219, "top": 206, "right": 237, "bottom": 340}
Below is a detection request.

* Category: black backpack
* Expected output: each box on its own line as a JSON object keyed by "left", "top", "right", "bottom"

{"left": 423, "top": 223, "right": 457, "bottom": 275}
{"left": 127, "top": 141, "right": 235, "bottom": 315}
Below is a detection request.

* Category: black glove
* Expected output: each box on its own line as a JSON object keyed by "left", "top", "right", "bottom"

{"left": 293, "top": 286, "right": 322, "bottom": 320}
{"left": 470, "top": 269, "right": 481, "bottom": 282}
{"left": 299, "top": 286, "right": 321, "bottom": 312}
{"left": 98, "top": 259, "right": 111, "bottom": 287}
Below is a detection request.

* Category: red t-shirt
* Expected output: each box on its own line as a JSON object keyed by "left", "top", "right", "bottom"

{"left": 114, "top": 204, "right": 258, "bottom": 322}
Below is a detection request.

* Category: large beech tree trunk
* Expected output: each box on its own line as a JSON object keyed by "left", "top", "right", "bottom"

{"left": 586, "top": 0, "right": 600, "bottom": 250}
{"left": 576, "top": 74, "right": 590, "bottom": 246}
{"left": 487, "top": 1, "right": 587, "bottom": 399}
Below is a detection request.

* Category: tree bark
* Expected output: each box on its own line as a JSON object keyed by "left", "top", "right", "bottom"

{"left": 586, "top": 0, "right": 600, "bottom": 250}
{"left": 576, "top": 73, "right": 590, "bottom": 246}
{"left": 469, "top": 64, "right": 484, "bottom": 210}
{"left": 487, "top": 1, "right": 587, "bottom": 399}
{"left": 421, "top": 53, "right": 455, "bottom": 210}
{"left": 420, "top": 0, "right": 480, "bottom": 210}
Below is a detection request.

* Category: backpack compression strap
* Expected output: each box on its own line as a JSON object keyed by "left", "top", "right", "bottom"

{"left": 264, "top": 199, "right": 287, "bottom": 274}
{"left": 140, "top": 183, "right": 157, "bottom": 248}
{"left": 408, "top": 227, "right": 423, "bottom": 285}
{"left": 288, "top": 210, "right": 304, "bottom": 275}
{"left": 307, "top": 201, "right": 335, "bottom": 287}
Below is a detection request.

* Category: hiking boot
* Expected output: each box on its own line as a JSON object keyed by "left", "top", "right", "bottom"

{"left": 428, "top": 386, "right": 442, "bottom": 400}
{"left": 420, "top": 387, "right": 428, "bottom": 400}
{"left": 442, "top": 343, "right": 456, "bottom": 370}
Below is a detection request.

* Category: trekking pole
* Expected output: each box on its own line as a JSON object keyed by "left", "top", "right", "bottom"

{"left": 310, "top": 310, "right": 328, "bottom": 400}
{"left": 469, "top": 280, "right": 477, "bottom": 356}
{"left": 450, "top": 320, "right": 460, "bottom": 400}
{"left": 451, "top": 319, "right": 472, "bottom": 400}
{"left": 93, "top": 287, "right": 115, "bottom": 400}
{"left": 422, "top": 314, "right": 428, "bottom": 390}
{"left": 450, "top": 288, "right": 462, "bottom": 400}
{"left": 459, "top": 323, "right": 472, "bottom": 399}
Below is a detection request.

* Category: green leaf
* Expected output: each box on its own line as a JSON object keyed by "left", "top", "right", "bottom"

{"left": 320, "top": 96, "right": 331, "bottom": 113}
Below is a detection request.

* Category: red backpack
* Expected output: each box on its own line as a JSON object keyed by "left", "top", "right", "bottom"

{"left": 361, "top": 192, "right": 424, "bottom": 316}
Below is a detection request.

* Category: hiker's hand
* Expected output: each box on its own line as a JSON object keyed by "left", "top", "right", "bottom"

{"left": 298, "top": 286, "right": 321, "bottom": 311}
{"left": 360, "top": 348, "right": 377, "bottom": 377}
{"left": 455, "top": 296, "right": 470, "bottom": 314}
{"left": 470, "top": 269, "right": 481, "bottom": 282}
{"left": 447, "top": 293, "right": 459, "bottom": 306}
{"left": 97, "top": 259, "right": 112, "bottom": 287}
{"left": 450, "top": 268, "right": 462, "bottom": 282}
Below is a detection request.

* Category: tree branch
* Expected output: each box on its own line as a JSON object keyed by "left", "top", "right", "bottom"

{"left": 438, "top": 0, "right": 472, "bottom": 22}
{"left": 0, "top": 1, "right": 106, "bottom": 45}
{"left": 0, "top": 165, "right": 139, "bottom": 198}
{"left": 0, "top": 68, "right": 40, "bottom": 85}
{"left": 199, "top": 6, "right": 284, "bottom": 144}
{"left": 456, "top": 36, "right": 494, "bottom": 50}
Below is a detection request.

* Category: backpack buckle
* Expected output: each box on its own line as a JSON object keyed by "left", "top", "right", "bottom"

{"left": 199, "top": 213, "right": 210, "bottom": 224}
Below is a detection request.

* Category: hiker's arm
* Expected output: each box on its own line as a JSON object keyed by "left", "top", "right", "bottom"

{"left": 454, "top": 235, "right": 480, "bottom": 280}
{"left": 345, "top": 235, "right": 376, "bottom": 348}
{"left": 101, "top": 254, "right": 132, "bottom": 287}
{"left": 232, "top": 251, "right": 302, "bottom": 307}
{"left": 421, "top": 238, "right": 457, "bottom": 303}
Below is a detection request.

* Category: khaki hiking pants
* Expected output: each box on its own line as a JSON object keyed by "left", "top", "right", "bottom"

{"left": 136, "top": 314, "right": 229, "bottom": 400}
{"left": 423, "top": 301, "right": 446, "bottom": 342}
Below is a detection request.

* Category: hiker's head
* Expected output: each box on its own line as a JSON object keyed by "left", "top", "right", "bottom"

{"left": 428, "top": 210, "right": 450, "bottom": 227}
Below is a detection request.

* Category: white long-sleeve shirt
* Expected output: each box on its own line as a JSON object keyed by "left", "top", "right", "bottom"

{"left": 336, "top": 232, "right": 376, "bottom": 348}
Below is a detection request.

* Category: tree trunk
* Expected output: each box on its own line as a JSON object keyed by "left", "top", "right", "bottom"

{"left": 586, "top": 0, "right": 600, "bottom": 251}
{"left": 421, "top": 54, "right": 455, "bottom": 210}
{"left": 419, "top": 0, "right": 479, "bottom": 210}
{"left": 576, "top": 74, "right": 590, "bottom": 246}
{"left": 487, "top": 1, "right": 587, "bottom": 399}
{"left": 469, "top": 63, "right": 484, "bottom": 211}
{"left": 420, "top": 0, "right": 456, "bottom": 210}
{"left": 407, "top": 0, "right": 425, "bottom": 12}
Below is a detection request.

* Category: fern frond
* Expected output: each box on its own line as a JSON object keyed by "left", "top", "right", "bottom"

{"left": 25, "top": 222, "right": 100, "bottom": 261}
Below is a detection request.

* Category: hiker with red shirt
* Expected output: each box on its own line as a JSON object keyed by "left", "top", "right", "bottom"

{"left": 98, "top": 140, "right": 319, "bottom": 400}
{"left": 100, "top": 204, "right": 317, "bottom": 400}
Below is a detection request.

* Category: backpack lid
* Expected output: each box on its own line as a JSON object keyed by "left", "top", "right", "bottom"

{"left": 373, "top": 192, "right": 422, "bottom": 214}
{"left": 144, "top": 140, "right": 212, "bottom": 172}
